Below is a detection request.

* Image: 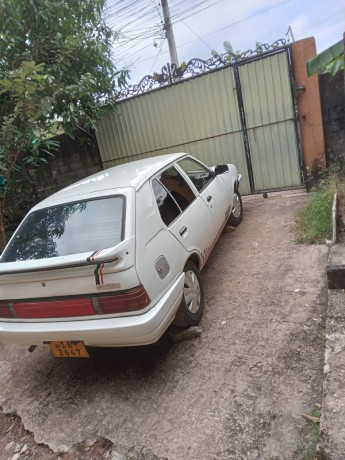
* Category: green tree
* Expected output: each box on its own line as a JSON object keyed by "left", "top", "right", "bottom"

{"left": 0, "top": 0, "right": 128, "bottom": 250}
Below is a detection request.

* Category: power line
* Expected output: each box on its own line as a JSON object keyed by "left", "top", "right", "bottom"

{"left": 105, "top": 0, "right": 217, "bottom": 65}
{"left": 147, "top": 38, "right": 166, "bottom": 74}
{"left": 132, "top": 0, "right": 293, "bottom": 64}
{"left": 105, "top": 0, "right": 217, "bottom": 45}
{"left": 180, "top": 19, "right": 213, "bottom": 51}
{"left": 106, "top": 0, "right": 293, "bottom": 70}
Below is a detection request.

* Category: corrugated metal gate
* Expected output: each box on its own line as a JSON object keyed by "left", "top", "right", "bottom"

{"left": 96, "top": 46, "right": 303, "bottom": 194}
{"left": 236, "top": 51, "right": 302, "bottom": 192}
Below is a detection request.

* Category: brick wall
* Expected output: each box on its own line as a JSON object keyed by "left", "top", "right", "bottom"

{"left": 291, "top": 38, "right": 326, "bottom": 170}
{"left": 319, "top": 71, "right": 345, "bottom": 164}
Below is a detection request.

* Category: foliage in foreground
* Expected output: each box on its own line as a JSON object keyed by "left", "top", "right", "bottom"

{"left": 295, "top": 173, "right": 336, "bottom": 244}
{"left": 0, "top": 0, "right": 128, "bottom": 249}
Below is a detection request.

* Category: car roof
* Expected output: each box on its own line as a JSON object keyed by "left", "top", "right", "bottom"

{"left": 34, "top": 152, "right": 189, "bottom": 209}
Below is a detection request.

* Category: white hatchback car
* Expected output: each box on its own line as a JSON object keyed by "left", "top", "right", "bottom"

{"left": 0, "top": 153, "right": 242, "bottom": 356}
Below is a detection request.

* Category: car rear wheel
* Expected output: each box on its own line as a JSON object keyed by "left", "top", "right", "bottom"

{"left": 228, "top": 190, "right": 243, "bottom": 227}
{"left": 173, "top": 261, "right": 204, "bottom": 327}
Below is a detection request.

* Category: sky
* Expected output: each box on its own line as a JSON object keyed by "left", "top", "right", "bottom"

{"left": 104, "top": 0, "right": 345, "bottom": 84}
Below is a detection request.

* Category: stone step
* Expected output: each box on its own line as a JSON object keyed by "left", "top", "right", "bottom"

{"left": 327, "top": 243, "right": 345, "bottom": 289}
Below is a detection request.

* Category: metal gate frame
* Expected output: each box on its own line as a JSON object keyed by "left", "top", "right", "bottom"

{"left": 233, "top": 47, "right": 304, "bottom": 194}
{"left": 97, "top": 40, "right": 305, "bottom": 195}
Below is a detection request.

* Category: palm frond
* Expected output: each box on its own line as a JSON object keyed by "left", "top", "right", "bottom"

{"left": 307, "top": 40, "right": 344, "bottom": 76}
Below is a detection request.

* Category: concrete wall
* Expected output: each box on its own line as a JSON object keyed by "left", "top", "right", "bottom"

{"left": 319, "top": 71, "right": 345, "bottom": 164}
{"left": 291, "top": 37, "right": 326, "bottom": 170}
{"left": 34, "top": 133, "right": 103, "bottom": 198}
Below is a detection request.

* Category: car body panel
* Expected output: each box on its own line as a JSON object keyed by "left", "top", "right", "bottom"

{"left": 199, "top": 177, "right": 231, "bottom": 234}
{"left": 0, "top": 274, "right": 185, "bottom": 346}
{"left": 135, "top": 181, "right": 187, "bottom": 308}
{"left": 168, "top": 196, "right": 215, "bottom": 257}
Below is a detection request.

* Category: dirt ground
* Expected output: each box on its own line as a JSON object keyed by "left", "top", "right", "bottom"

{"left": 0, "top": 191, "right": 329, "bottom": 460}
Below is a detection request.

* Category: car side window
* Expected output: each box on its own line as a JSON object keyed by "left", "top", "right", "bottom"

{"left": 178, "top": 158, "right": 214, "bottom": 192}
{"left": 158, "top": 166, "right": 196, "bottom": 211}
{"left": 152, "top": 179, "right": 181, "bottom": 226}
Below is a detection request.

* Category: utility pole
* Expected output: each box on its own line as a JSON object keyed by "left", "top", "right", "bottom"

{"left": 161, "top": 0, "right": 179, "bottom": 66}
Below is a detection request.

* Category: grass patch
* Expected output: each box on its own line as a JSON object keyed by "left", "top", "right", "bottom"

{"left": 295, "top": 186, "right": 334, "bottom": 244}
{"left": 295, "top": 165, "right": 345, "bottom": 244}
{"left": 293, "top": 408, "right": 321, "bottom": 460}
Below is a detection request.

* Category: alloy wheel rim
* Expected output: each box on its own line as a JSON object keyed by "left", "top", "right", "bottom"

{"left": 232, "top": 193, "right": 241, "bottom": 218}
{"left": 184, "top": 270, "right": 201, "bottom": 313}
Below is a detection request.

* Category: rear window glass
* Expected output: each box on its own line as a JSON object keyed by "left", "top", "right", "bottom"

{"left": 1, "top": 197, "right": 124, "bottom": 262}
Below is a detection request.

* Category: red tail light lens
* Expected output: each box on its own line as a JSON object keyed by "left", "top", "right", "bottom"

{"left": 14, "top": 299, "right": 94, "bottom": 319}
{"left": 0, "top": 286, "right": 150, "bottom": 320}
{"left": 0, "top": 303, "right": 12, "bottom": 318}
{"left": 97, "top": 286, "right": 150, "bottom": 314}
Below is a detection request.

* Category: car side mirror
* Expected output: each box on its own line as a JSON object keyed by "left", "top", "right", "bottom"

{"left": 214, "top": 164, "right": 229, "bottom": 175}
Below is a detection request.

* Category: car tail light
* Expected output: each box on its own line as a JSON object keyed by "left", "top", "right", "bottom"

{"left": 0, "top": 303, "right": 12, "bottom": 318}
{"left": 14, "top": 299, "right": 95, "bottom": 319}
{"left": 0, "top": 286, "right": 150, "bottom": 320}
{"left": 97, "top": 286, "right": 150, "bottom": 314}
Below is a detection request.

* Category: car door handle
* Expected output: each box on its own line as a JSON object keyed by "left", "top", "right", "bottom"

{"left": 179, "top": 226, "right": 187, "bottom": 237}
{"left": 207, "top": 195, "right": 212, "bottom": 202}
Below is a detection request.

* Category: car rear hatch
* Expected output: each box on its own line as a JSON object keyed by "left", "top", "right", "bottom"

{"left": 0, "top": 190, "right": 150, "bottom": 322}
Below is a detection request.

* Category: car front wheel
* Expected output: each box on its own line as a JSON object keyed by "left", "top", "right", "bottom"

{"left": 173, "top": 261, "right": 204, "bottom": 327}
{"left": 228, "top": 190, "right": 243, "bottom": 227}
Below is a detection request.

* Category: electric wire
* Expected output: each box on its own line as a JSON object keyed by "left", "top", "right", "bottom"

{"left": 180, "top": 19, "right": 213, "bottom": 51}
{"left": 105, "top": 0, "right": 293, "bottom": 69}
{"left": 147, "top": 37, "right": 166, "bottom": 74}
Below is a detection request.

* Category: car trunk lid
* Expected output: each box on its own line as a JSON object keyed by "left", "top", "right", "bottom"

{"left": 0, "top": 236, "right": 150, "bottom": 321}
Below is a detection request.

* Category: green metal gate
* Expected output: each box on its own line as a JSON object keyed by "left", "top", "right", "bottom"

{"left": 235, "top": 49, "right": 302, "bottom": 192}
{"left": 96, "top": 44, "right": 303, "bottom": 195}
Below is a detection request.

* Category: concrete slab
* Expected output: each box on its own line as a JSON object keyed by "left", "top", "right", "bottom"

{"left": 0, "top": 192, "right": 329, "bottom": 459}
{"left": 318, "top": 290, "right": 345, "bottom": 460}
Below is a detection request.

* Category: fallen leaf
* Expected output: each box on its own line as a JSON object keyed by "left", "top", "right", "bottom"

{"left": 301, "top": 413, "right": 320, "bottom": 424}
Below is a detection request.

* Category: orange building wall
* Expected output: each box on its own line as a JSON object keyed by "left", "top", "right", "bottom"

{"left": 291, "top": 37, "right": 326, "bottom": 170}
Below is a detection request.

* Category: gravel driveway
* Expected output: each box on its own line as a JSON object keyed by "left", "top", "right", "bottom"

{"left": 0, "top": 191, "right": 329, "bottom": 460}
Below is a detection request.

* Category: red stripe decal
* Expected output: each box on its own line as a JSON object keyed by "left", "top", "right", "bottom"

{"left": 201, "top": 217, "right": 229, "bottom": 268}
{"left": 91, "top": 250, "right": 102, "bottom": 263}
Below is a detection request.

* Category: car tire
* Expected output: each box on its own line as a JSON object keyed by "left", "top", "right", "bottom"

{"left": 228, "top": 190, "right": 243, "bottom": 227}
{"left": 173, "top": 261, "right": 204, "bottom": 328}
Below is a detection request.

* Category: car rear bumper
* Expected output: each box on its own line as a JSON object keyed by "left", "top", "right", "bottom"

{"left": 0, "top": 274, "right": 185, "bottom": 347}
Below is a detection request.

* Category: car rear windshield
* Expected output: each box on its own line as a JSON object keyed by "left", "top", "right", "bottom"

{"left": 1, "top": 196, "right": 125, "bottom": 262}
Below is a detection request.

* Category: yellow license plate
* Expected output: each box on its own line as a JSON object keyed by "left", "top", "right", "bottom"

{"left": 50, "top": 341, "right": 89, "bottom": 358}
